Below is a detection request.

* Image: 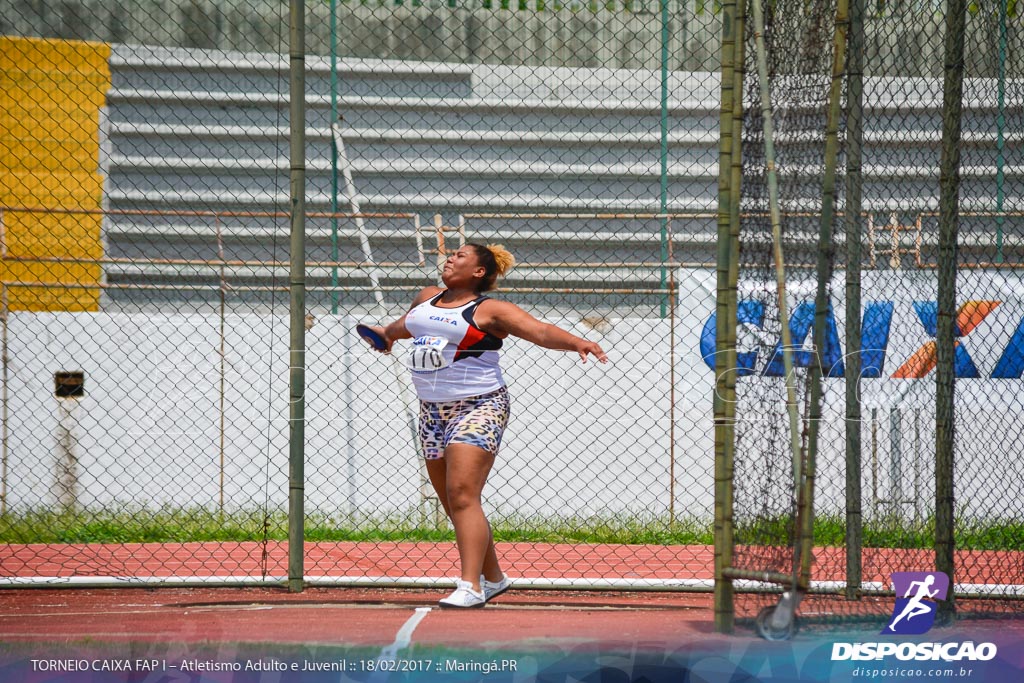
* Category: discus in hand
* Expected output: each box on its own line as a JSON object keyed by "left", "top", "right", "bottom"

{"left": 355, "top": 324, "right": 388, "bottom": 351}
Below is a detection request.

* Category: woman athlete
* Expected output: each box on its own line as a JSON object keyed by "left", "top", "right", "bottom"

{"left": 362, "top": 243, "right": 608, "bottom": 608}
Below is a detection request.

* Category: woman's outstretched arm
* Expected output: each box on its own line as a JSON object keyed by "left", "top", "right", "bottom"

{"left": 476, "top": 299, "right": 608, "bottom": 363}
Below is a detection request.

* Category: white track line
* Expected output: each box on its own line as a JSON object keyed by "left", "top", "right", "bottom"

{"left": 377, "top": 607, "right": 432, "bottom": 663}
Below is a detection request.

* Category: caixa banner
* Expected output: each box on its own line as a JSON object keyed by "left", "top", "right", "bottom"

{"left": 683, "top": 267, "right": 1024, "bottom": 412}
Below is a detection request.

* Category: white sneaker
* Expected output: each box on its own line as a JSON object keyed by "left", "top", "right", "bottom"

{"left": 481, "top": 574, "right": 510, "bottom": 602}
{"left": 438, "top": 580, "right": 486, "bottom": 609}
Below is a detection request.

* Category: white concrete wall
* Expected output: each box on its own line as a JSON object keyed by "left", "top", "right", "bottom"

{"left": 4, "top": 268, "right": 1024, "bottom": 522}
{"left": 1, "top": 305, "right": 712, "bottom": 521}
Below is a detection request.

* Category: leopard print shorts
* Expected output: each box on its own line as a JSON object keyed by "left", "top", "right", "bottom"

{"left": 418, "top": 387, "right": 510, "bottom": 459}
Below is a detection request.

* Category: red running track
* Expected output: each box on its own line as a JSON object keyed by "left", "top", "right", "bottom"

{"left": 1, "top": 585, "right": 1021, "bottom": 652}
{"left": 0, "top": 541, "right": 716, "bottom": 580}
{"left": 0, "top": 586, "right": 722, "bottom": 650}
{"left": 2, "top": 542, "right": 1023, "bottom": 652}
{"left": 2, "top": 541, "right": 1023, "bottom": 588}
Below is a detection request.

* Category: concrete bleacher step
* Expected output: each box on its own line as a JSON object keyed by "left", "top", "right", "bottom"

{"left": 102, "top": 44, "right": 722, "bottom": 298}
{"left": 100, "top": 44, "right": 1024, "bottom": 302}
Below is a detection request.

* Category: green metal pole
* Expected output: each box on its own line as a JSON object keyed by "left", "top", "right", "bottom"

{"left": 802, "top": 0, "right": 849, "bottom": 592}
{"left": 728, "top": 7, "right": 744, "bottom": 347}
{"left": 996, "top": 0, "right": 1007, "bottom": 264}
{"left": 728, "top": 6, "right": 744, "bottom": 407}
{"left": 330, "top": 0, "right": 340, "bottom": 312}
{"left": 750, "top": 0, "right": 803, "bottom": 507}
{"left": 659, "top": 0, "right": 670, "bottom": 318}
{"left": 713, "top": 0, "right": 739, "bottom": 635}
{"left": 288, "top": 0, "right": 307, "bottom": 594}
{"left": 936, "top": 0, "right": 967, "bottom": 625}
{"left": 844, "top": 0, "right": 865, "bottom": 601}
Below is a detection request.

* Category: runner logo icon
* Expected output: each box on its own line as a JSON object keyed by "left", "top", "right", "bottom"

{"left": 884, "top": 571, "right": 950, "bottom": 635}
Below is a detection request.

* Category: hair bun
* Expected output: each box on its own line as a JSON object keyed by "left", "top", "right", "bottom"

{"left": 486, "top": 244, "right": 515, "bottom": 276}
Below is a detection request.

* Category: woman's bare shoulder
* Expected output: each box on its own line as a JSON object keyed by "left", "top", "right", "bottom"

{"left": 410, "top": 285, "right": 444, "bottom": 308}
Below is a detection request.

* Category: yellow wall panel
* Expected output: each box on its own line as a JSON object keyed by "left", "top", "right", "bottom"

{"left": 0, "top": 260, "right": 103, "bottom": 312}
{"left": 2, "top": 88, "right": 106, "bottom": 112}
{"left": 0, "top": 37, "right": 110, "bottom": 74}
{"left": 0, "top": 37, "right": 110, "bottom": 313}
{"left": 4, "top": 212, "right": 103, "bottom": 260}
{"left": 0, "top": 283, "right": 101, "bottom": 313}
{"left": 1, "top": 260, "right": 101, "bottom": 284}
{"left": 1, "top": 110, "right": 101, "bottom": 147}
{"left": 1, "top": 76, "right": 110, "bottom": 109}
{"left": 1, "top": 172, "right": 104, "bottom": 209}
{"left": 0, "top": 137, "right": 99, "bottom": 174}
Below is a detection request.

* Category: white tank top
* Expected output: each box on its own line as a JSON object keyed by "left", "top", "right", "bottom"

{"left": 403, "top": 291, "right": 505, "bottom": 401}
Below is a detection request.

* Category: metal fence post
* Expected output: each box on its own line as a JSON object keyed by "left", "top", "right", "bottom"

{"left": 288, "top": 0, "right": 307, "bottom": 594}
{"left": 714, "top": 0, "right": 738, "bottom": 635}
{"left": 936, "top": 0, "right": 967, "bottom": 624}
{"left": 844, "top": 0, "right": 865, "bottom": 602}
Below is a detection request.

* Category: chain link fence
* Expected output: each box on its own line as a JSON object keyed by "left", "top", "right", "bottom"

{"left": 716, "top": 0, "right": 1024, "bottom": 632}
{"left": 0, "top": 0, "right": 723, "bottom": 587}
{"left": 846, "top": 0, "right": 1024, "bottom": 620}
{"left": 0, "top": 0, "right": 1022, "bottom": 628}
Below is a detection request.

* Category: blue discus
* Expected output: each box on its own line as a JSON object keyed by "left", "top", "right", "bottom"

{"left": 355, "top": 324, "right": 388, "bottom": 351}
